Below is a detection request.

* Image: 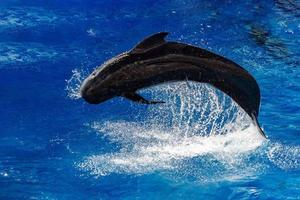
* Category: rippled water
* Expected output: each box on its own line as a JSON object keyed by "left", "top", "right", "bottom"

{"left": 1, "top": 0, "right": 299, "bottom": 199}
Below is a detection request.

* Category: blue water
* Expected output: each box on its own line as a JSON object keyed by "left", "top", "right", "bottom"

{"left": 1, "top": 0, "right": 300, "bottom": 199}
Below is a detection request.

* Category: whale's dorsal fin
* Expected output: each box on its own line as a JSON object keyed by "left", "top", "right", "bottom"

{"left": 131, "top": 32, "right": 168, "bottom": 54}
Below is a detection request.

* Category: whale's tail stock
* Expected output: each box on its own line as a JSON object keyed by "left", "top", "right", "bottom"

{"left": 251, "top": 113, "right": 266, "bottom": 138}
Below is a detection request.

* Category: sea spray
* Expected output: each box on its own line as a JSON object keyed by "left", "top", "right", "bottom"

{"left": 77, "top": 82, "right": 266, "bottom": 180}
{"left": 65, "top": 68, "right": 88, "bottom": 99}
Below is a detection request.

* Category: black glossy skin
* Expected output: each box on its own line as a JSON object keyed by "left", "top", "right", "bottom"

{"left": 80, "top": 33, "right": 261, "bottom": 120}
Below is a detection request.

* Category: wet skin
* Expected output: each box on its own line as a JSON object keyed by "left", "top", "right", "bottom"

{"left": 80, "top": 32, "right": 266, "bottom": 137}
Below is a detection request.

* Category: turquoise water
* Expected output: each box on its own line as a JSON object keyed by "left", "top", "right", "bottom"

{"left": 1, "top": 0, "right": 299, "bottom": 199}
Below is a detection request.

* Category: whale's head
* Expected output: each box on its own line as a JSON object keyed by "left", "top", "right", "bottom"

{"left": 80, "top": 54, "right": 128, "bottom": 104}
{"left": 80, "top": 72, "right": 113, "bottom": 104}
{"left": 80, "top": 65, "right": 118, "bottom": 104}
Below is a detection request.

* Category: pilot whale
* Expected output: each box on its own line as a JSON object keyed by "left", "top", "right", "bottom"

{"left": 80, "top": 32, "right": 266, "bottom": 138}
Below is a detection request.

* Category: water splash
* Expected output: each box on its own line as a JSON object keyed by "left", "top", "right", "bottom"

{"left": 78, "top": 82, "right": 269, "bottom": 180}
{"left": 268, "top": 143, "right": 300, "bottom": 170}
{"left": 65, "top": 68, "right": 87, "bottom": 99}
{"left": 142, "top": 82, "right": 251, "bottom": 137}
{"left": 79, "top": 122, "right": 265, "bottom": 178}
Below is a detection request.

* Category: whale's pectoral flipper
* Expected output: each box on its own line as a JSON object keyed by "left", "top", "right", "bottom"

{"left": 122, "top": 92, "right": 165, "bottom": 104}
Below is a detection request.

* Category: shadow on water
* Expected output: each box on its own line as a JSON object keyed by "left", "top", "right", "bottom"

{"left": 247, "top": 24, "right": 290, "bottom": 60}
{"left": 275, "top": 0, "right": 300, "bottom": 17}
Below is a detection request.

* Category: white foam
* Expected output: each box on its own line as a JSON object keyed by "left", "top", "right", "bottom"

{"left": 77, "top": 82, "right": 269, "bottom": 179}
{"left": 79, "top": 122, "right": 265, "bottom": 177}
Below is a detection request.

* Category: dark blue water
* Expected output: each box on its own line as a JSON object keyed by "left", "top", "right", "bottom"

{"left": 1, "top": 0, "right": 300, "bottom": 199}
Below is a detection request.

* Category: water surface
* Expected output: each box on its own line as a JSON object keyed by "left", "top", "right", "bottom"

{"left": 0, "top": 0, "right": 299, "bottom": 199}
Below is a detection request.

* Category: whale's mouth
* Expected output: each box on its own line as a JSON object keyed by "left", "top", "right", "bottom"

{"left": 77, "top": 82, "right": 269, "bottom": 181}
